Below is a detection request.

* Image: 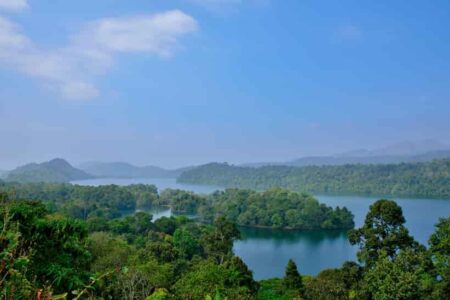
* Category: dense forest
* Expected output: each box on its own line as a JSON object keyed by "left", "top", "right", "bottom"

{"left": 1, "top": 190, "right": 449, "bottom": 299}
{"left": 177, "top": 159, "right": 450, "bottom": 198}
{"left": 0, "top": 182, "right": 353, "bottom": 230}
{"left": 0, "top": 181, "right": 160, "bottom": 220}
{"left": 197, "top": 189, "right": 354, "bottom": 230}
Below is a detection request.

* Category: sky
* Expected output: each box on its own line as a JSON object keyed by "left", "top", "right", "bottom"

{"left": 1, "top": 0, "right": 450, "bottom": 169}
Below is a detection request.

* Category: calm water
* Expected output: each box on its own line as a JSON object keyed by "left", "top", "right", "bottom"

{"left": 72, "top": 178, "right": 450, "bottom": 280}
{"left": 237, "top": 196, "right": 450, "bottom": 279}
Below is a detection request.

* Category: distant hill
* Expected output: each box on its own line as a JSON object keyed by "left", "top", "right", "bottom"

{"left": 6, "top": 158, "right": 93, "bottom": 183}
{"left": 243, "top": 140, "right": 450, "bottom": 167}
{"left": 286, "top": 149, "right": 450, "bottom": 167}
{"left": 345, "top": 139, "right": 450, "bottom": 157}
{"left": 0, "top": 169, "right": 8, "bottom": 179}
{"left": 178, "top": 159, "right": 450, "bottom": 199}
{"left": 78, "top": 161, "right": 188, "bottom": 178}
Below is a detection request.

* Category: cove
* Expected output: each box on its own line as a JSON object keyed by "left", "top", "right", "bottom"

{"left": 72, "top": 178, "right": 450, "bottom": 280}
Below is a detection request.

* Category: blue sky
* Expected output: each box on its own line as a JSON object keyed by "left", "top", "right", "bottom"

{"left": 0, "top": 0, "right": 450, "bottom": 168}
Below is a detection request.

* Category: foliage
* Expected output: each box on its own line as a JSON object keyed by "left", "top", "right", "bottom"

{"left": 360, "top": 249, "right": 435, "bottom": 299}
{"left": 146, "top": 288, "right": 170, "bottom": 300}
{"left": 283, "top": 259, "right": 303, "bottom": 291}
{"left": 301, "top": 261, "right": 362, "bottom": 300}
{"left": 428, "top": 217, "right": 450, "bottom": 298}
{"left": 199, "top": 188, "right": 354, "bottom": 230}
{"left": 348, "top": 199, "right": 418, "bottom": 267}
{"left": 173, "top": 228, "right": 201, "bottom": 259}
{"left": 178, "top": 159, "right": 450, "bottom": 198}
{"left": 0, "top": 182, "right": 160, "bottom": 220}
{"left": 202, "top": 217, "right": 240, "bottom": 264}
{"left": 1, "top": 182, "right": 354, "bottom": 231}
{"left": 0, "top": 200, "right": 92, "bottom": 297}
{"left": 0, "top": 187, "right": 448, "bottom": 299}
{"left": 0, "top": 209, "right": 33, "bottom": 299}
{"left": 159, "top": 189, "right": 205, "bottom": 213}
{"left": 173, "top": 259, "right": 253, "bottom": 300}
{"left": 304, "top": 275, "right": 347, "bottom": 300}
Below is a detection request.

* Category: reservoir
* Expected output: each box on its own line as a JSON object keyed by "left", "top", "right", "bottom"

{"left": 72, "top": 177, "right": 450, "bottom": 279}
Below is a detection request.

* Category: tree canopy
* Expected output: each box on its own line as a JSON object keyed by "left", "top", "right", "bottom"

{"left": 178, "top": 159, "right": 450, "bottom": 198}
{"left": 0, "top": 190, "right": 448, "bottom": 299}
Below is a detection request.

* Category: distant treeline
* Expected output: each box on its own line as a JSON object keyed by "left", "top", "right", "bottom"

{"left": 0, "top": 182, "right": 160, "bottom": 220}
{"left": 0, "top": 182, "right": 353, "bottom": 230}
{"left": 177, "top": 159, "right": 450, "bottom": 198}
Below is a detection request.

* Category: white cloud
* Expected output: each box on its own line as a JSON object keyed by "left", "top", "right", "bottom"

{"left": 0, "top": 10, "right": 198, "bottom": 100}
{"left": 0, "top": 0, "right": 28, "bottom": 12}
{"left": 74, "top": 10, "right": 198, "bottom": 56}
{"left": 0, "top": 17, "right": 29, "bottom": 48}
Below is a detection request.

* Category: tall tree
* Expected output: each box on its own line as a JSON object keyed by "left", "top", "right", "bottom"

{"left": 1, "top": 201, "right": 92, "bottom": 294}
{"left": 360, "top": 249, "right": 434, "bottom": 300}
{"left": 225, "top": 256, "right": 258, "bottom": 294}
{"left": 283, "top": 259, "right": 304, "bottom": 293}
{"left": 173, "top": 228, "right": 200, "bottom": 259}
{"left": 429, "top": 217, "right": 450, "bottom": 298}
{"left": 203, "top": 217, "right": 240, "bottom": 264}
{"left": 348, "top": 199, "right": 418, "bottom": 267}
{"left": 0, "top": 207, "right": 33, "bottom": 299}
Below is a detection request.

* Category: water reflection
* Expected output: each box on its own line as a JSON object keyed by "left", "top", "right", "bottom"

{"left": 234, "top": 227, "right": 355, "bottom": 279}
{"left": 239, "top": 227, "right": 348, "bottom": 246}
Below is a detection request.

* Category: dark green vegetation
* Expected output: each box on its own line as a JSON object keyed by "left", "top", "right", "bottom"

{"left": 178, "top": 159, "right": 450, "bottom": 198}
{"left": 257, "top": 200, "right": 450, "bottom": 300}
{"left": 5, "top": 158, "right": 93, "bottom": 183}
{"left": 0, "top": 181, "right": 160, "bottom": 220}
{"left": 0, "top": 184, "right": 450, "bottom": 300}
{"left": 77, "top": 162, "right": 189, "bottom": 179}
{"left": 0, "top": 182, "right": 354, "bottom": 230}
{"left": 0, "top": 193, "right": 253, "bottom": 299}
{"left": 1, "top": 189, "right": 448, "bottom": 299}
{"left": 198, "top": 189, "right": 354, "bottom": 230}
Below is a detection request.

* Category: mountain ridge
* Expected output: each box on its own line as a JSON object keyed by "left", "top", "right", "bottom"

{"left": 5, "top": 158, "right": 93, "bottom": 183}
{"left": 77, "top": 161, "right": 192, "bottom": 178}
{"left": 243, "top": 140, "right": 450, "bottom": 167}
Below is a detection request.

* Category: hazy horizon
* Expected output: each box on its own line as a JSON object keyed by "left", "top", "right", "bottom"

{"left": 1, "top": 138, "right": 449, "bottom": 171}
{"left": 1, "top": 0, "right": 450, "bottom": 169}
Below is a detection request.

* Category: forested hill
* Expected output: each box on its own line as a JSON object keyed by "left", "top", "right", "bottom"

{"left": 78, "top": 161, "right": 186, "bottom": 178}
{"left": 5, "top": 158, "right": 93, "bottom": 183}
{"left": 177, "top": 159, "right": 450, "bottom": 198}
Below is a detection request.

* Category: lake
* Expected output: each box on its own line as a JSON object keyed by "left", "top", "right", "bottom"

{"left": 72, "top": 177, "right": 450, "bottom": 280}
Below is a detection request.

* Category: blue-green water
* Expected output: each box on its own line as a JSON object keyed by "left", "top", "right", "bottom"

{"left": 236, "top": 196, "right": 450, "bottom": 279}
{"left": 72, "top": 178, "right": 450, "bottom": 280}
